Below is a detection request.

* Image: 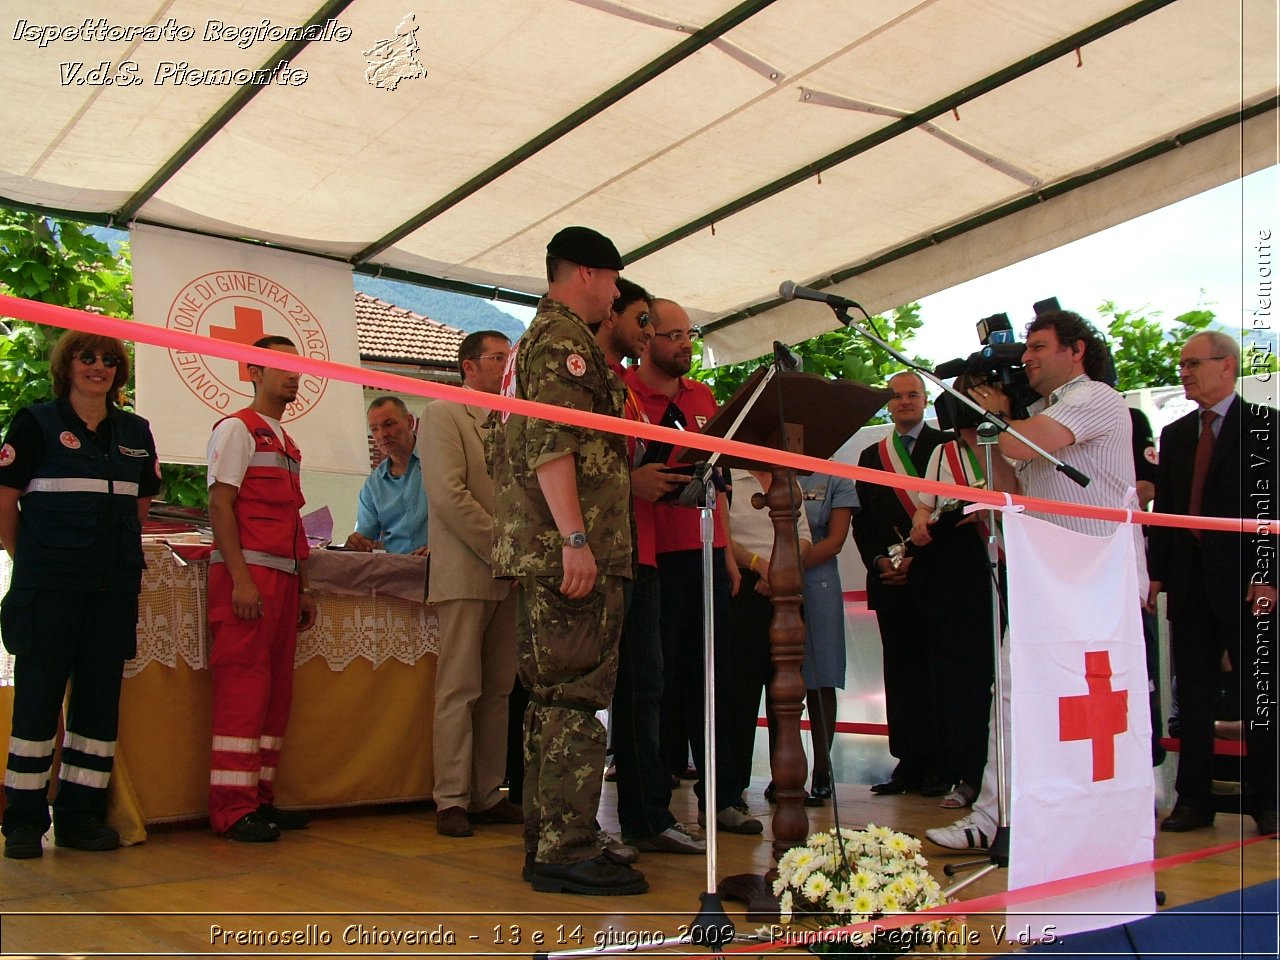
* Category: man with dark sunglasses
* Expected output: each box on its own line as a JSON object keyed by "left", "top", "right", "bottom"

{"left": 594, "top": 279, "right": 701, "bottom": 857}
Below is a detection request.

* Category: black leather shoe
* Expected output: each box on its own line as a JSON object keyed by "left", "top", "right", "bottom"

{"left": 259, "top": 803, "right": 310, "bottom": 830}
{"left": 531, "top": 855, "right": 648, "bottom": 895}
{"left": 53, "top": 815, "right": 119, "bottom": 851}
{"left": 1160, "top": 805, "right": 1214, "bottom": 832}
{"left": 919, "top": 775, "right": 949, "bottom": 798}
{"left": 225, "top": 812, "right": 280, "bottom": 842}
{"left": 807, "top": 774, "right": 833, "bottom": 806}
{"left": 763, "top": 782, "right": 777, "bottom": 804}
{"left": 4, "top": 824, "right": 44, "bottom": 859}
{"left": 870, "top": 776, "right": 913, "bottom": 795}
{"left": 1255, "top": 810, "right": 1278, "bottom": 837}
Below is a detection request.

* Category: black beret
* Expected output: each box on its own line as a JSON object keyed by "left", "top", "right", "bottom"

{"left": 546, "top": 226, "right": 623, "bottom": 271}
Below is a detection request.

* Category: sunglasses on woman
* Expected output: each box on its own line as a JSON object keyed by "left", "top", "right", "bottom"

{"left": 76, "top": 350, "right": 121, "bottom": 368}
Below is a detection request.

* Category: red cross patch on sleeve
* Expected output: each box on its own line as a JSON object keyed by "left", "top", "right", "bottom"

{"left": 0, "top": 444, "right": 14, "bottom": 468}
{"left": 59, "top": 431, "right": 81, "bottom": 450}
{"left": 565, "top": 354, "right": 587, "bottom": 377}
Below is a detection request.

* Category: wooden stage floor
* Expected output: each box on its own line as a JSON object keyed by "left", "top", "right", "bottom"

{"left": 1, "top": 774, "right": 1274, "bottom": 958}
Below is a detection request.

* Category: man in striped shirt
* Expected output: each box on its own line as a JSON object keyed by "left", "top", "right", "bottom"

{"left": 926, "top": 310, "right": 1137, "bottom": 851}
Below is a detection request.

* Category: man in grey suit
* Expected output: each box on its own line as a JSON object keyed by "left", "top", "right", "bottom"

{"left": 423, "top": 331, "right": 522, "bottom": 838}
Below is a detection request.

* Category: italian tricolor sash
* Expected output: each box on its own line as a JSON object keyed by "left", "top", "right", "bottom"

{"left": 877, "top": 433, "right": 921, "bottom": 515}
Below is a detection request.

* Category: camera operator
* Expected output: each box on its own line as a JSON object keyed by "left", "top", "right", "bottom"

{"left": 926, "top": 309, "right": 1139, "bottom": 851}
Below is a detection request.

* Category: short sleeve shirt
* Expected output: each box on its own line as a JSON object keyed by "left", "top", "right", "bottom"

{"left": 1016, "top": 375, "right": 1136, "bottom": 536}
{"left": 0, "top": 400, "right": 161, "bottom": 498}
{"left": 624, "top": 368, "right": 729, "bottom": 553}
{"left": 354, "top": 452, "right": 428, "bottom": 554}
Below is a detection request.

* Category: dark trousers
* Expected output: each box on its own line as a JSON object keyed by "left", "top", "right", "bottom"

{"left": 613, "top": 566, "right": 674, "bottom": 839}
{"left": 656, "top": 548, "right": 738, "bottom": 811}
{"left": 1171, "top": 602, "right": 1277, "bottom": 816}
{"left": 725, "top": 570, "right": 775, "bottom": 800}
{"left": 3, "top": 590, "right": 134, "bottom": 835}
{"left": 874, "top": 595, "right": 936, "bottom": 782}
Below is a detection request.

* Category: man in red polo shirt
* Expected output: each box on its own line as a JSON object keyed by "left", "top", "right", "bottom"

{"left": 625, "top": 299, "right": 759, "bottom": 834}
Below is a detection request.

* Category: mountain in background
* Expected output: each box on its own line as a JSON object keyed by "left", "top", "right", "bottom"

{"left": 354, "top": 275, "right": 528, "bottom": 341}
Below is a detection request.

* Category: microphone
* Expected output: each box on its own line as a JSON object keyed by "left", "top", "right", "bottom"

{"left": 773, "top": 340, "right": 803, "bottom": 372}
{"left": 779, "top": 280, "right": 862, "bottom": 311}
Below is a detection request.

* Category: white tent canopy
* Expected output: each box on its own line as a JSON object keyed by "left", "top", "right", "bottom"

{"left": 2, "top": 0, "right": 1275, "bottom": 364}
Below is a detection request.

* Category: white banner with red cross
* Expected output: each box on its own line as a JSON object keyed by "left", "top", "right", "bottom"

{"left": 131, "top": 225, "right": 367, "bottom": 473}
{"left": 1004, "top": 509, "right": 1155, "bottom": 938}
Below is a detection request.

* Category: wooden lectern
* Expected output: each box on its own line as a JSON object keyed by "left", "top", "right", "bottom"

{"left": 681, "top": 367, "right": 888, "bottom": 913}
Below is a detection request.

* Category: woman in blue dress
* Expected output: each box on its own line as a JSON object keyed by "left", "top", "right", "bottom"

{"left": 798, "top": 471, "right": 858, "bottom": 803}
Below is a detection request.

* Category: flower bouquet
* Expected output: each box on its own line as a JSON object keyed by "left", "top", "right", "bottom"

{"left": 768, "top": 824, "right": 967, "bottom": 956}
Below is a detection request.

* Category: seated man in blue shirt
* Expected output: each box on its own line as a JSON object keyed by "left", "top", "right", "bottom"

{"left": 344, "top": 396, "right": 429, "bottom": 555}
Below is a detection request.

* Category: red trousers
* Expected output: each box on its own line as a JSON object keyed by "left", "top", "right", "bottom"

{"left": 206, "top": 564, "right": 299, "bottom": 833}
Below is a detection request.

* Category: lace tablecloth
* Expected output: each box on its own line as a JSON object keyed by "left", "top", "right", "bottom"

{"left": 131, "top": 542, "right": 438, "bottom": 675}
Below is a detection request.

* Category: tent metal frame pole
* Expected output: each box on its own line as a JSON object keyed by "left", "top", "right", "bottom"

{"left": 114, "top": 0, "right": 360, "bottom": 225}
{"left": 704, "top": 95, "right": 1277, "bottom": 336}
{"left": 352, "top": 0, "right": 780, "bottom": 265}
{"left": 625, "top": 0, "right": 1179, "bottom": 270}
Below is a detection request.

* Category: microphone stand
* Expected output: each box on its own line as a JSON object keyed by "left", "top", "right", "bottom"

{"left": 827, "top": 302, "right": 1090, "bottom": 894}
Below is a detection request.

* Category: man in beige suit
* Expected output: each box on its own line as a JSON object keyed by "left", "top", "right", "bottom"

{"left": 422, "top": 330, "right": 522, "bottom": 837}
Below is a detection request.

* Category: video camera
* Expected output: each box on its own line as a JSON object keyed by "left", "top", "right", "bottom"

{"left": 933, "top": 310, "right": 1038, "bottom": 430}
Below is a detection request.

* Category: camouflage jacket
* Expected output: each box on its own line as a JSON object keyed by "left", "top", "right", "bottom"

{"left": 487, "top": 297, "right": 632, "bottom": 578}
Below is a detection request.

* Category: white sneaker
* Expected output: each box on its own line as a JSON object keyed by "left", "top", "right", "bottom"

{"left": 925, "top": 814, "right": 990, "bottom": 851}
{"left": 629, "top": 822, "right": 706, "bottom": 854}
{"left": 597, "top": 830, "right": 639, "bottom": 863}
{"left": 716, "top": 804, "right": 764, "bottom": 835}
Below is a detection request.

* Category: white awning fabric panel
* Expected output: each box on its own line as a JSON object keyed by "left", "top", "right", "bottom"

{"left": 1, "top": 0, "right": 1275, "bottom": 364}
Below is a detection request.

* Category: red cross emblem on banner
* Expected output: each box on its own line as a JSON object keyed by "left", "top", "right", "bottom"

{"left": 210, "top": 305, "right": 267, "bottom": 383}
{"left": 1058, "top": 650, "right": 1128, "bottom": 781}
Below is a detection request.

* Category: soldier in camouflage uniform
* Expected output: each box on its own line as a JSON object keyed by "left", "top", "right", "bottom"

{"left": 487, "top": 226, "right": 645, "bottom": 896}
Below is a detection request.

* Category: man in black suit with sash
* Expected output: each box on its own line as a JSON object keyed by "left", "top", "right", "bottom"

{"left": 852, "top": 371, "right": 950, "bottom": 796}
{"left": 1147, "top": 331, "right": 1277, "bottom": 836}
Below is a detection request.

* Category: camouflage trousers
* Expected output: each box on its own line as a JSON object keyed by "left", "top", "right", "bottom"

{"left": 517, "top": 573, "right": 625, "bottom": 864}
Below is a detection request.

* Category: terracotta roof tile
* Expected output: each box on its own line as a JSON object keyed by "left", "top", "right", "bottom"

{"left": 354, "top": 292, "right": 466, "bottom": 365}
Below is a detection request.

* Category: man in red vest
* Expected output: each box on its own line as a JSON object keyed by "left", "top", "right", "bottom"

{"left": 206, "top": 336, "right": 318, "bottom": 842}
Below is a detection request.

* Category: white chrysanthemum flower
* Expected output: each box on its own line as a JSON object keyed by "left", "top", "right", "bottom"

{"left": 779, "top": 889, "right": 793, "bottom": 921}
{"left": 887, "top": 833, "right": 911, "bottom": 853}
{"left": 852, "top": 892, "right": 876, "bottom": 916}
{"left": 851, "top": 869, "right": 875, "bottom": 890}
{"left": 880, "top": 892, "right": 902, "bottom": 913}
{"left": 827, "top": 887, "right": 854, "bottom": 915}
{"left": 802, "top": 871, "right": 834, "bottom": 902}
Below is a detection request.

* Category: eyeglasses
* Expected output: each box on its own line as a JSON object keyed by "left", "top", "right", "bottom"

{"left": 1178, "top": 356, "right": 1227, "bottom": 371}
{"left": 75, "top": 350, "right": 121, "bottom": 368}
{"left": 635, "top": 311, "right": 650, "bottom": 328}
{"left": 890, "top": 391, "right": 924, "bottom": 401}
{"left": 469, "top": 353, "right": 510, "bottom": 364}
{"left": 651, "top": 327, "right": 700, "bottom": 344}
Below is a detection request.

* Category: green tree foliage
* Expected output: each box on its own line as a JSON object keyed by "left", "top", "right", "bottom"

{"left": 0, "top": 210, "right": 132, "bottom": 425}
{"left": 1098, "top": 299, "right": 1217, "bottom": 390}
{"left": 0, "top": 207, "right": 207, "bottom": 506}
{"left": 690, "top": 302, "right": 932, "bottom": 420}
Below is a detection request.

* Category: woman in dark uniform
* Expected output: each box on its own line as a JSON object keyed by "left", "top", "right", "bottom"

{"left": 0, "top": 330, "right": 160, "bottom": 859}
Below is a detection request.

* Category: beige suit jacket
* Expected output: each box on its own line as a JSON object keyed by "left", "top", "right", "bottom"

{"left": 420, "top": 397, "right": 511, "bottom": 603}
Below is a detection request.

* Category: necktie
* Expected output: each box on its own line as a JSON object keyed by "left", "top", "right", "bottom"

{"left": 901, "top": 434, "right": 915, "bottom": 453}
{"left": 1188, "top": 409, "right": 1217, "bottom": 532}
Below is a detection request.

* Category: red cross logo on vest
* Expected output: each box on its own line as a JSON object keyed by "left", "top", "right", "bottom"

{"left": 1058, "top": 650, "right": 1128, "bottom": 781}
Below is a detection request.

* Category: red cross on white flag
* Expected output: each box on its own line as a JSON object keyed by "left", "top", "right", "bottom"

{"left": 1002, "top": 510, "right": 1155, "bottom": 939}
{"left": 1059, "top": 650, "right": 1129, "bottom": 781}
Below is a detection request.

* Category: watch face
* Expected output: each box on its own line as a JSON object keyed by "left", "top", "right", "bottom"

{"left": 566, "top": 532, "right": 588, "bottom": 548}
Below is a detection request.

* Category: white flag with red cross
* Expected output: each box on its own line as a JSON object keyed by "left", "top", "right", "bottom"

{"left": 1004, "top": 509, "right": 1155, "bottom": 938}
{"left": 132, "top": 225, "right": 367, "bottom": 474}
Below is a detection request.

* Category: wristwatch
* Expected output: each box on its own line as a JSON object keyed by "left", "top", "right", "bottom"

{"left": 564, "top": 531, "right": 588, "bottom": 549}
